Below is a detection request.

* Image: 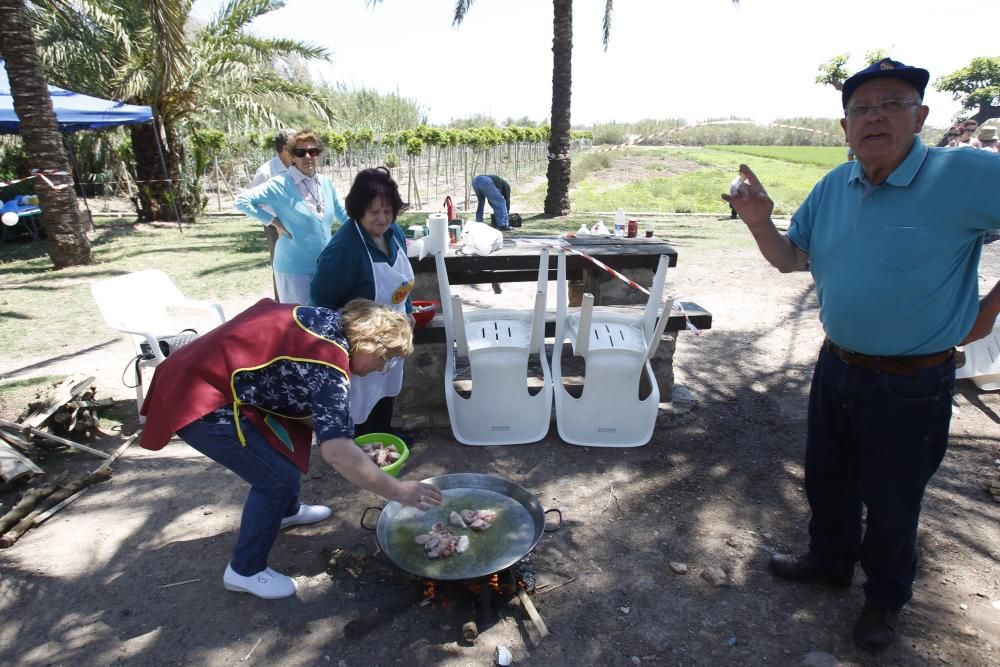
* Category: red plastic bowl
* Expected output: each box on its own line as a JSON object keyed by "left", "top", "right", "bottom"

{"left": 412, "top": 300, "right": 441, "bottom": 328}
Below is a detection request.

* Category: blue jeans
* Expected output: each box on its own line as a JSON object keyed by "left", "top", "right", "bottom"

{"left": 472, "top": 175, "right": 509, "bottom": 230}
{"left": 804, "top": 345, "right": 953, "bottom": 609}
{"left": 178, "top": 416, "right": 302, "bottom": 576}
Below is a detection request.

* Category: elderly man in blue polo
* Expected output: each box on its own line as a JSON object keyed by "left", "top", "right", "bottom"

{"left": 724, "top": 58, "right": 1000, "bottom": 652}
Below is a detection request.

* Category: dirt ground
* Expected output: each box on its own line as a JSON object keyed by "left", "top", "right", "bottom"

{"left": 1, "top": 231, "right": 998, "bottom": 667}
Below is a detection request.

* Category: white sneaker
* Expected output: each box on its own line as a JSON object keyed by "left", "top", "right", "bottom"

{"left": 279, "top": 503, "right": 332, "bottom": 529}
{"left": 223, "top": 564, "right": 296, "bottom": 599}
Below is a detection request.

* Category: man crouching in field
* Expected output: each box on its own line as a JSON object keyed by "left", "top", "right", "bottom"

{"left": 723, "top": 58, "right": 1000, "bottom": 652}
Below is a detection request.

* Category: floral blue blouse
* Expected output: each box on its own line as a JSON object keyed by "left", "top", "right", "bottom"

{"left": 199, "top": 306, "right": 353, "bottom": 442}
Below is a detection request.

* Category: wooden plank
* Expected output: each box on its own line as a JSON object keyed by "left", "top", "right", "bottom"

{"left": 21, "top": 376, "right": 95, "bottom": 429}
{"left": 31, "top": 487, "right": 90, "bottom": 526}
{"left": 88, "top": 433, "right": 139, "bottom": 477}
{"left": 22, "top": 426, "right": 110, "bottom": 459}
{"left": 0, "top": 440, "right": 43, "bottom": 482}
{"left": 413, "top": 301, "right": 712, "bottom": 345}
{"left": 517, "top": 589, "right": 550, "bottom": 639}
{"left": 0, "top": 423, "right": 34, "bottom": 451}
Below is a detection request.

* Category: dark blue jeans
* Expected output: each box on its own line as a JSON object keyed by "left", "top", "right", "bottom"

{"left": 805, "top": 345, "right": 953, "bottom": 609}
{"left": 178, "top": 417, "right": 302, "bottom": 576}
{"left": 472, "top": 175, "right": 509, "bottom": 230}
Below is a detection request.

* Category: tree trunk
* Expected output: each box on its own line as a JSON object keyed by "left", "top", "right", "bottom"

{"left": 0, "top": 0, "right": 92, "bottom": 267}
{"left": 130, "top": 119, "right": 192, "bottom": 222}
{"left": 544, "top": 0, "right": 572, "bottom": 216}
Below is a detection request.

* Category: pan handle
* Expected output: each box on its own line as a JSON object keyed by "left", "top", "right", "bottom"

{"left": 360, "top": 506, "right": 382, "bottom": 531}
{"left": 543, "top": 508, "right": 563, "bottom": 532}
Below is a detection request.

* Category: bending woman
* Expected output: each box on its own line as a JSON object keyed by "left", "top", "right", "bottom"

{"left": 310, "top": 167, "right": 413, "bottom": 439}
{"left": 235, "top": 130, "right": 348, "bottom": 304}
{"left": 139, "top": 298, "right": 441, "bottom": 600}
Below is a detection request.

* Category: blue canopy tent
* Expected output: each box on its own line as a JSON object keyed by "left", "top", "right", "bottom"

{"left": 0, "top": 59, "right": 181, "bottom": 231}
{"left": 0, "top": 60, "right": 153, "bottom": 133}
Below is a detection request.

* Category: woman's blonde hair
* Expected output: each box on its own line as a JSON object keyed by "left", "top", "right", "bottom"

{"left": 340, "top": 298, "right": 413, "bottom": 360}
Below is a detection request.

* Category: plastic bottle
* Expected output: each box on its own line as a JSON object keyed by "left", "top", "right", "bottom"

{"left": 614, "top": 208, "right": 626, "bottom": 237}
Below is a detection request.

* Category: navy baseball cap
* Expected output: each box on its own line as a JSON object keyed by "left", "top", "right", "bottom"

{"left": 841, "top": 58, "right": 930, "bottom": 110}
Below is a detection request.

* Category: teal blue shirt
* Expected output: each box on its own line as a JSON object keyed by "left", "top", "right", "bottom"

{"left": 788, "top": 137, "right": 1000, "bottom": 355}
{"left": 234, "top": 173, "right": 347, "bottom": 275}
{"left": 310, "top": 219, "right": 413, "bottom": 314}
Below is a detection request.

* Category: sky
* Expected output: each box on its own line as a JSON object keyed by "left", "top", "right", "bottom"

{"left": 192, "top": 0, "right": 1000, "bottom": 130}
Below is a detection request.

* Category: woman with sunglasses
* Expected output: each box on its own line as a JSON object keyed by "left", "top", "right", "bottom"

{"left": 236, "top": 131, "right": 348, "bottom": 304}
{"left": 139, "top": 298, "right": 442, "bottom": 599}
{"left": 310, "top": 167, "right": 415, "bottom": 442}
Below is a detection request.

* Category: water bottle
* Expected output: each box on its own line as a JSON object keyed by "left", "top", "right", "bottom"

{"left": 614, "top": 208, "right": 626, "bottom": 237}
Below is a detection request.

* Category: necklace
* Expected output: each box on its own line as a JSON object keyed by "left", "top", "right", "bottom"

{"left": 303, "top": 177, "right": 323, "bottom": 214}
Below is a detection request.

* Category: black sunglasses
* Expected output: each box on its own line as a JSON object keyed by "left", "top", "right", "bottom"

{"left": 293, "top": 147, "right": 322, "bottom": 158}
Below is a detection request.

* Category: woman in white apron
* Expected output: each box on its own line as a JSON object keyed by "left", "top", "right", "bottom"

{"left": 310, "top": 167, "right": 415, "bottom": 437}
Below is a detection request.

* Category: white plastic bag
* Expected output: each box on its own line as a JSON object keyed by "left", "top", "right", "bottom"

{"left": 576, "top": 223, "right": 591, "bottom": 235}
{"left": 591, "top": 220, "right": 610, "bottom": 235}
{"left": 460, "top": 221, "right": 503, "bottom": 255}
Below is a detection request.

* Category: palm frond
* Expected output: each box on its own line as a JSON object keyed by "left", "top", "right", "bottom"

{"left": 206, "top": 0, "right": 285, "bottom": 38}
{"left": 602, "top": 0, "right": 613, "bottom": 51}
{"left": 147, "top": 0, "right": 193, "bottom": 86}
{"left": 452, "top": 0, "right": 474, "bottom": 27}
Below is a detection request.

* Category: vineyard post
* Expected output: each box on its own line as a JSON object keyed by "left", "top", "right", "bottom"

{"left": 463, "top": 146, "right": 469, "bottom": 211}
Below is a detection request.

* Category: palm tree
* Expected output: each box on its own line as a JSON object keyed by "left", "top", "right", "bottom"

{"left": 30, "top": 0, "right": 333, "bottom": 222}
{"left": 369, "top": 0, "right": 615, "bottom": 216}
{"left": 0, "top": 0, "right": 91, "bottom": 267}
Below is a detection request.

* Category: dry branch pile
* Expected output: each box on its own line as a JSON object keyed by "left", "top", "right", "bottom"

{"left": 0, "top": 375, "right": 137, "bottom": 548}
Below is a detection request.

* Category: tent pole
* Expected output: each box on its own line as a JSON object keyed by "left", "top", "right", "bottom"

{"left": 151, "top": 118, "right": 183, "bottom": 232}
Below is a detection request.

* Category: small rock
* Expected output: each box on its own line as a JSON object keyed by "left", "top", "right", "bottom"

{"left": 959, "top": 625, "right": 978, "bottom": 637}
{"left": 800, "top": 650, "right": 838, "bottom": 667}
{"left": 494, "top": 645, "right": 513, "bottom": 666}
{"left": 959, "top": 603, "right": 969, "bottom": 610}
{"left": 725, "top": 636, "right": 736, "bottom": 646}
{"left": 337, "top": 661, "right": 346, "bottom": 667}
{"left": 620, "top": 606, "right": 631, "bottom": 614}
{"left": 631, "top": 657, "right": 641, "bottom": 665}
{"left": 701, "top": 566, "right": 728, "bottom": 587}
{"left": 668, "top": 562, "right": 688, "bottom": 574}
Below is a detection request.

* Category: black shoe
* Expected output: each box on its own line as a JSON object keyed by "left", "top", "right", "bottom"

{"left": 853, "top": 600, "right": 900, "bottom": 652}
{"left": 768, "top": 552, "right": 853, "bottom": 588}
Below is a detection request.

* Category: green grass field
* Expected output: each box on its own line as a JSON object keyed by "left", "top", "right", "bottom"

{"left": 517, "top": 146, "right": 834, "bottom": 216}
{"left": 708, "top": 145, "right": 849, "bottom": 169}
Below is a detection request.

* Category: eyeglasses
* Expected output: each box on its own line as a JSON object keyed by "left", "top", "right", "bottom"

{"left": 845, "top": 99, "right": 920, "bottom": 119}
{"left": 292, "top": 147, "right": 322, "bottom": 158}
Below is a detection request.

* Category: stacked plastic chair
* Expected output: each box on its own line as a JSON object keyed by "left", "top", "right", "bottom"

{"left": 91, "top": 269, "right": 226, "bottom": 420}
{"left": 552, "top": 250, "right": 673, "bottom": 447}
{"left": 434, "top": 249, "right": 552, "bottom": 445}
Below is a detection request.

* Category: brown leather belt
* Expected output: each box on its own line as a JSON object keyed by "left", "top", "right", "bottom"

{"left": 823, "top": 339, "right": 954, "bottom": 377}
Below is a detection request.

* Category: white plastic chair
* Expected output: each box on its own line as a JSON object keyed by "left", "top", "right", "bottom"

{"left": 90, "top": 269, "right": 226, "bottom": 418}
{"left": 551, "top": 250, "right": 673, "bottom": 447}
{"left": 435, "top": 249, "right": 552, "bottom": 445}
{"left": 955, "top": 324, "right": 1000, "bottom": 391}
